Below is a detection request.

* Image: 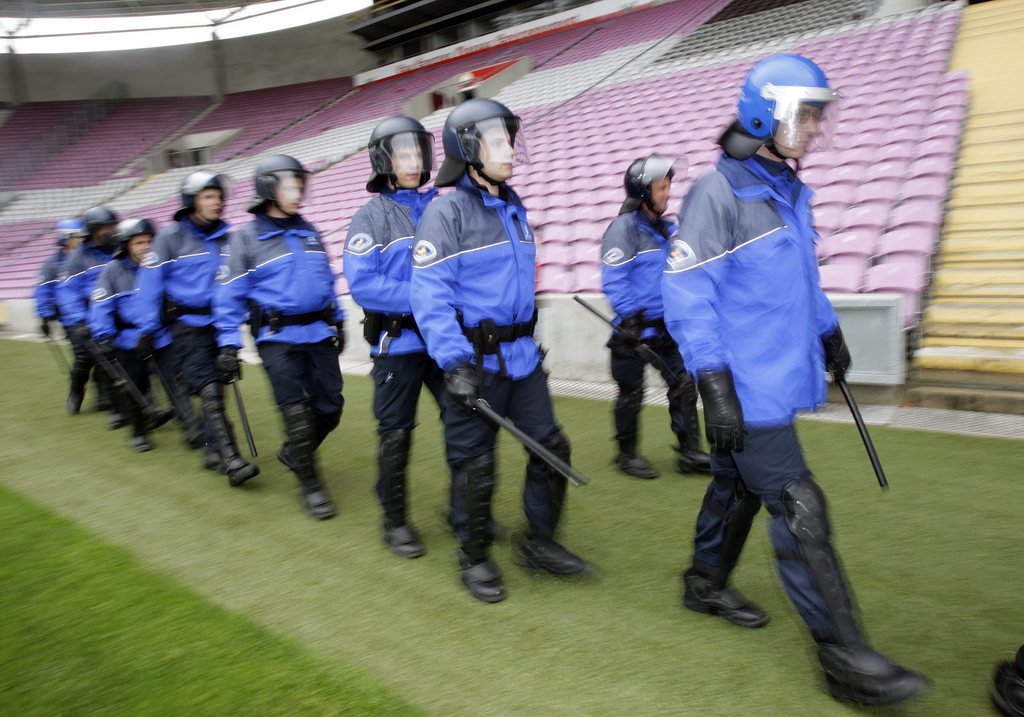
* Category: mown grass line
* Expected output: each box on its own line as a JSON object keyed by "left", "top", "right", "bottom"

{"left": 2, "top": 337, "right": 1022, "bottom": 716}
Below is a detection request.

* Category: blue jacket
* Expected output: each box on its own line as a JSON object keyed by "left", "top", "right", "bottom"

{"left": 601, "top": 209, "right": 677, "bottom": 340}
{"left": 56, "top": 242, "right": 114, "bottom": 327}
{"left": 410, "top": 174, "right": 541, "bottom": 379}
{"left": 215, "top": 213, "right": 343, "bottom": 348}
{"left": 345, "top": 188, "right": 438, "bottom": 357}
{"left": 136, "top": 217, "right": 231, "bottom": 336}
{"left": 662, "top": 154, "right": 839, "bottom": 428}
{"left": 89, "top": 256, "right": 172, "bottom": 351}
{"left": 35, "top": 249, "right": 66, "bottom": 322}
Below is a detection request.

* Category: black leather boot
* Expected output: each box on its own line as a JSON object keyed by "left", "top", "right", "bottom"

{"left": 378, "top": 429, "right": 424, "bottom": 558}
{"left": 682, "top": 569, "right": 769, "bottom": 627}
{"left": 817, "top": 642, "right": 928, "bottom": 706}
{"left": 281, "top": 403, "right": 335, "bottom": 520}
{"left": 199, "top": 382, "right": 259, "bottom": 486}
{"left": 674, "top": 402, "right": 711, "bottom": 474}
{"left": 456, "top": 452, "right": 505, "bottom": 603}
{"left": 993, "top": 645, "right": 1024, "bottom": 717}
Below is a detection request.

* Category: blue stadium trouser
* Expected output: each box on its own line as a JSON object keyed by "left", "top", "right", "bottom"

{"left": 257, "top": 339, "right": 344, "bottom": 415}
{"left": 446, "top": 364, "right": 566, "bottom": 542}
{"left": 370, "top": 351, "right": 445, "bottom": 506}
{"left": 609, "top": 332, "right": 688, "bottom": 444}
{"left": 171, "top": 322, "right": 220, "bottom": 395}
{"left": 692, "top": 422, "right": 837, "bottom": 639}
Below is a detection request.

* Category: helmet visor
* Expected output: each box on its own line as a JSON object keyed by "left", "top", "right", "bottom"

{"left": 460, "top": 115, "right": 528, "bottom": 168}
{"left": 271, "top": 170, "right": 309, "bottom": 204}
{"left": 637, "top": 155, "right": 684, "bottom": 187}
{"left": 762, "top": 84, "right": 841, "bottom": 155}
{"left": 379, "top": 131, "right": 435, "bottom": 179}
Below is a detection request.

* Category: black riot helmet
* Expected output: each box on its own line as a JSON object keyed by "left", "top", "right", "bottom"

{"left": 113, "top": 217, "right": 156, "bottom": 258}
{"left": 620, "top": 155, "right": 677, "bottom": 215}
{"left": 435, "top": 98, "right": 523, "bottom": 187}
{"left": 82, "top": 206, "right": 120, "bottom": 248}
{"left": 366, "top": 115, "right": 434, "bottom": 193}
{"left": 248, "top": 154, "right": 309, "bottom": 214}
{"left": 175, "top": 170, "right": 229, "bottom": 220}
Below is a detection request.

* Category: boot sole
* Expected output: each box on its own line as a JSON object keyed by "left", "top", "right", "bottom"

{"left": 991, "top": 686, "right": 1023, "bottom": 717}
{"left": 228, "top": 465, "right": 260, "bottom": 487}
{"left": 682, "top": 594, "right": 770, "bottom": 628}
{"left": 826, "top": 673, "right": 929, "bottom": 706}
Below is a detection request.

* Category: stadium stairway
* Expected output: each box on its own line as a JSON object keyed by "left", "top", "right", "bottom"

{"left": 910, "top": 0, "right": 1024, "bottom": 413}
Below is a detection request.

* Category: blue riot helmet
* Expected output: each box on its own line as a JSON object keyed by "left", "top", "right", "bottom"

{"left": 249, "top": 154, "right": 308, "bottom": 214}
{"left": 434, "top": 98, "right": 524, "bottom": 187}
{"left": 82, "top": 206, "right": 120, "bottom": 250}
{"left": 720, "top": 54, "right": 839, "bottom": 160}
{"left": 621, "top": 154, "right": 681, "bottom": 215}
{"left": 175, "top": 170, "right": 229, "bottom": 220}
{"left": 366, "top": 116, "right": 434, "bottom": 193}
{"left": 55, "top": 218, "right": 85, "bottom": 247}
{"left": 113, "top": 217, "right": 157, "bottom": 258}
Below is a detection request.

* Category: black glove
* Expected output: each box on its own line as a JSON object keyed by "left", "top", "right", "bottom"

{"left": 668, "top": 371, "right": 697, "bottom": 404}
{"left": 69, "top": 324, "right": 91, "bottom": 343}
{"left": 445, "top": 363, "right": 480, "bottom": 408}
{"left": 334, "top": 323, "right": 345, "bottom": 354}
{"left": 697, "top": 369, "right": 744, "bottom": 452}
{"left": 617, "top": 311, "right": 645, "bottom": 347}
{"left": 96, "top": 339, "right": 117, "bottom": 360}
{"left": 216, "top": 346, "right": 241, "bottom": 383}
{"left": 40, "top": 318, "right": 52, "bottom": 337}
{"left": 821, "top": 324, "right": 851, "bottom": 382}
{"left": 135, "top": 333, "right": 154, "bottom": 359}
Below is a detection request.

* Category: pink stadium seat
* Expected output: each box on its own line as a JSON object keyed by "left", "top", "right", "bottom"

{"left": 536, "top": 264, "right": 575, "bottom": 294}
{"left": 818, "top": 263, "right": 864, "bottom": 293}
{"left": 897, "top": 175, "right": 949, "bottom": 202}
{"left": 863, "top": 261, "right": 927, "bottom": 326}
{"left": 890, "top": 198, "right": 944, "bottom": 229}
{"left": 839, "top": 200, "right": 891, "bottom": 233}
{"left": 854, "top": 179, "right": 901, "bottom": 204}
{"left": 878, "top": 226, "right": 939, "bottom": 261}
{"left": 818, "top": 229, "right": 880, "bottom": 264}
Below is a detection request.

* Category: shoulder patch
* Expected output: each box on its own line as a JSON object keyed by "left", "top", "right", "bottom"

{"left": 215, "top": 264, "right": 231, "bottom": 282}
{"left": 667, "top": 239, "right": 697, "bottom": 271}
{"left": 90, "top": 287, "right": 107, "bottom": 302}
{"left": 346, "top": 232, "right": 375, "bottom": 255}
{"left": 602, "top": 247, "right": 625, "bottom": 265}
{"left": 141, "top": 251, "right": 160, "bottom": 268}
{"left": 304, "top": 233, "right": 321, "bottom": 248}
{"left": 412, "top": 240, "right": 437, "bottom": 265}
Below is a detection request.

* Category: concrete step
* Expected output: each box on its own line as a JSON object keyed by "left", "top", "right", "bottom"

{"left": 905, "top": 384, "right": 1024, "bottom": 414}
{"left": 941, "top": 235, "right": 1024, "bottom": 253}
{"left": 920, "top": 335, "right": 1024, "bottom": 350}
{"left": 957, "top": 142, "right": 1024, "bottom": 165}
{"left": 947, "top": 180, "right": 1024, "bottom": 208}
{"left": 930, "top": 289, "right": 1024, "bottom": 301}
{"left": 962, "top": 123, "right": 1024, "bottom": 145}
{"left": 922, "top": 303, "right": 1024, "bottom": 339}
{"left": 912, "top": 346, "right": 1024, "bottom": 375}
{"left": 938, "top": 251, "right": 1024, "bottom": 266}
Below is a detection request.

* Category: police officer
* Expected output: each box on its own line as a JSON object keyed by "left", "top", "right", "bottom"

{"left": 411, "top": 98, "right": 589, "bottom": 603}
{"left": 136, "top": 170, "right": 260, "bottom": 486}
{"left": 57, "top": 206, "right": 119, "bottom": 416}
{"left": 662, "top": 54, "right": 927, "bottom": 705}
{"left": 36, "top": 218, "right": 85, "bottom": 340}
{"left": 346, "top": 116, "right": 442, "bottom": 554}
{"left": 215, "top": 155, "right": 344, "bottom": 520}
{"left": 993, "top": 645, "right": 1024, "bottom": 716}
{"left": 601, "top": 155, "right": 710, "bottom": 479}
{"left": 89, "top": 218, "right": 175, "bottom": 451}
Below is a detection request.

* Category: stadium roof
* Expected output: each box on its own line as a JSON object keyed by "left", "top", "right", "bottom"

{"left": 1, "top": 0, "right": 371, "bottom": 52}
{"left": 2, "top": 1, "right": 279, "bottom": 18}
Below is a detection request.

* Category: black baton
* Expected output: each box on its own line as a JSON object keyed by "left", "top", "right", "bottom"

{"left": 572, "top": 294, "right": 680, "bottom": 389}
{"left": 229, "top": 379, "right": 258, "bottom": 458}
{"left": 45, "top": 338, "right": 70, "bottom": 376}
{"left": 85, "top": 338, "right": 151, "bottom": 411}
{"left": 471, "top": 398, "right": 588, "bottom": 486}
{"left": 836, "top": 377, "right": 888, "bottom": 490}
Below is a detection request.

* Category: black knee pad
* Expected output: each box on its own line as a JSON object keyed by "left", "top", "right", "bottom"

{"left": 316, "top": 409, "right": 341, "bottom": 435}
{"left": 379, "top": 428, "right": 411, "bottom": 457}
{"left": 282, "top": 403, "right": 315, "bottom": 440}
{"left": 462, "top": 451, "right": 496, "bottom": 488}
{"left": 782, "top": 474, "right": 830, "bottom": 545}
{"left": 543, "top": 431, "right": 571, "bottom": 464}
{"left": 621, "top": 387, "right": 644, "bottom": 414}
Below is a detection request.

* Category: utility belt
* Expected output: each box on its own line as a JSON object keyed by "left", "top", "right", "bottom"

{"left": 248, "top": 301, "right": 337, "bottom": 339}
{"left": 458, "top": 308, "right": 538, "bottom": 377}
{"left": 641, "top": 316, "right": 667, "bottom": 334}
{"left": 362, "top": 311, "right": 420, "bottom": 344}
{"left": 162, "top": 296, "right": 212, "bottom": 325}
{"left": 113, "top": 312, "right": 138, "bottom": 332}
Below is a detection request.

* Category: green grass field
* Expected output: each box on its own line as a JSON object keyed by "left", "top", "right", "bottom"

{"left": 2, "top": 337, "right": 1021, "bottom": 716}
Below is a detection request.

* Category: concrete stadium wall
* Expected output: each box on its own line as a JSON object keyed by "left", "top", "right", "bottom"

{"left": 2, "top": 15, "right": 376, "bottom": 103}
{"left": 2, "top": 293, "right": 906, "bottom": 386}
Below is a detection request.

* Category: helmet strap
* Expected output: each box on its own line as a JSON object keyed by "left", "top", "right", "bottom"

{"left": 763, "top": 136, "right": 788, "bottom": 161}
{"left": 469, "top": 161, "right": 503, "bottom": 188}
